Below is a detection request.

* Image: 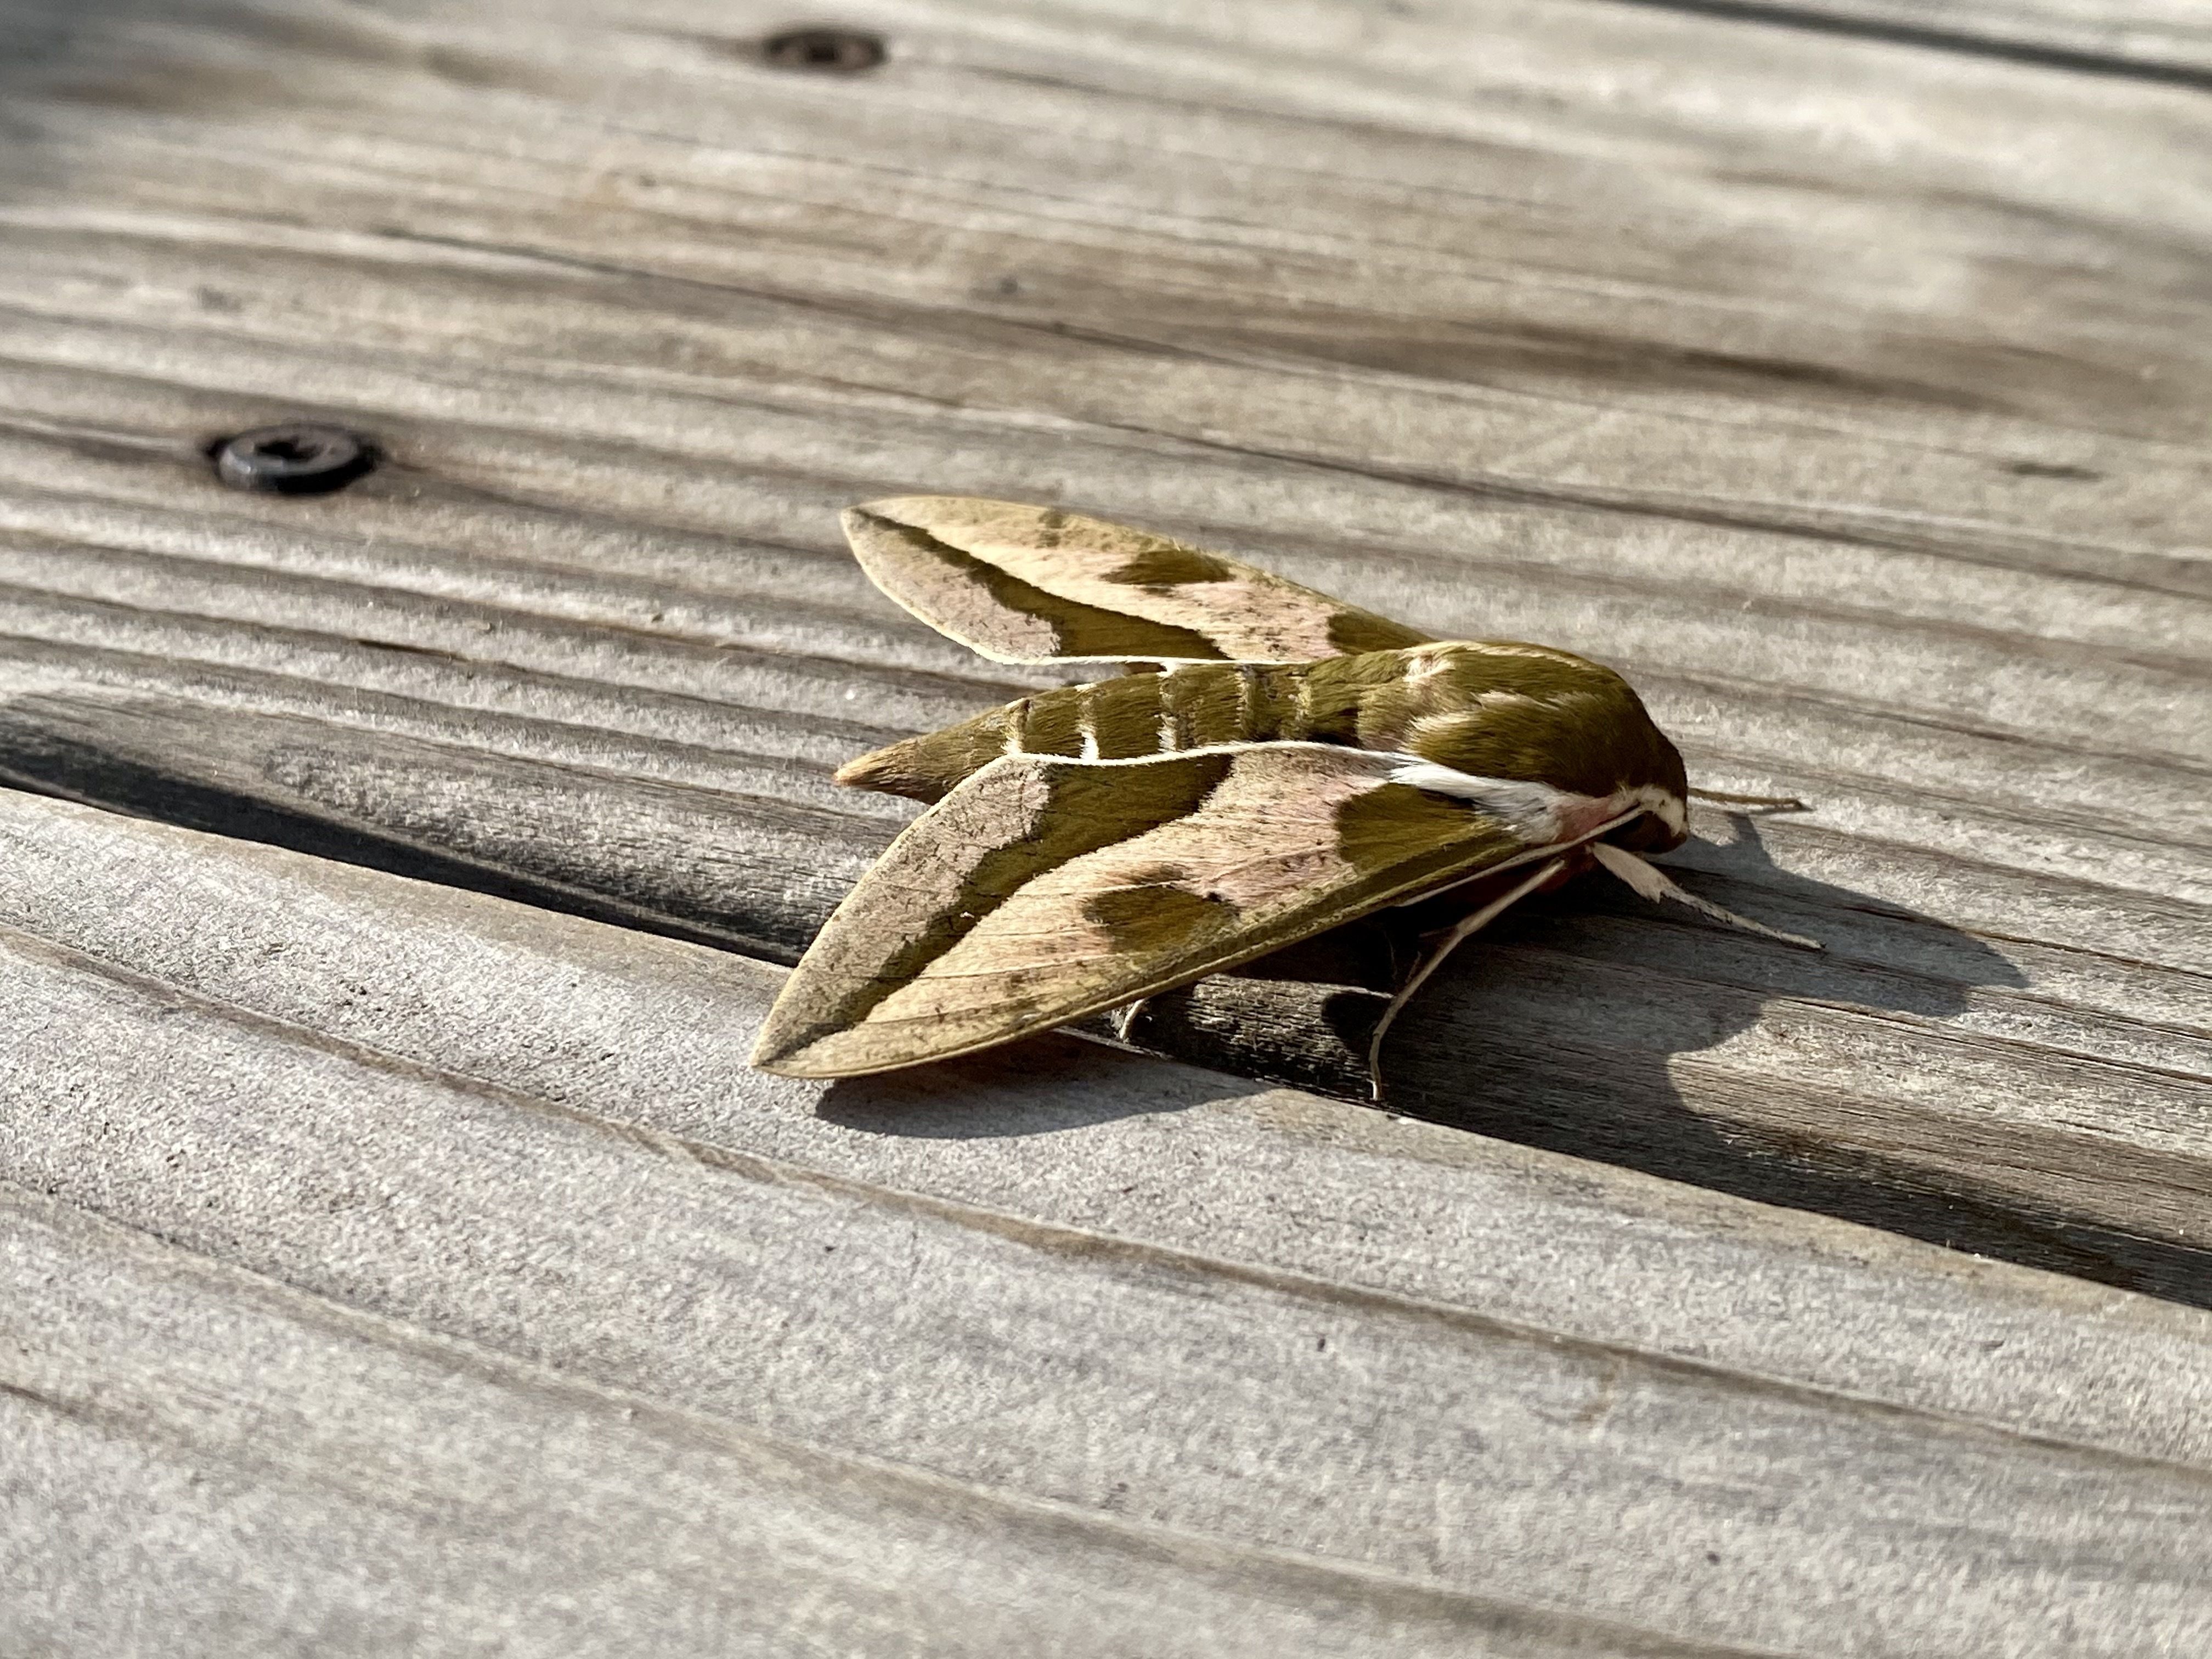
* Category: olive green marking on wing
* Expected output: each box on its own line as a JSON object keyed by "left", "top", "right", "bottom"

{"left": 1327, "top": 608, "right": 1430, "bottom": 655}
{"left": 1080, "top": 862, "right": 1234, "bottom": 952}
{"left": 1335, "top": 781, "right": 1525, "bottom": 891}
{"left": 753, "top": 744, "right": 1547, "bottom": 1079}
{"left": 753, "top": 751, "right": 1237, "bottom": 1069}
{"left": 845, "top": 506, "right": 1229, "bottom": 664}
{"left": 847, "top": 496, "right": 1436, "bottom": 664}
{"left": 1106, "top": 543, "right": 1237, "bottom": 587}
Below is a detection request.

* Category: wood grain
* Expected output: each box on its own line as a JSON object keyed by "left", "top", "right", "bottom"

{"left": 0, "top": 0, "right": 2209, "bottom": 1644}
{"left": 8, "top": 791, "right": 2212, "bottom": 1658}
{"left": 5, "top": 1193, "right": 1709, "bottom": 1659}
{"left": 0, "top": 0, "right": 2204, "bottom": 1297}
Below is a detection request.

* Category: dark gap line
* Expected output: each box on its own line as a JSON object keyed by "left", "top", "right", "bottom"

{"left": 1602, "top": 0, "right": 2212, "bottom": 94}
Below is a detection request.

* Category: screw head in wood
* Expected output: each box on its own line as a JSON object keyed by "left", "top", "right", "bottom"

{"left": 761, "top": 27, "right": 886, "bottom": 72}
{"left": 213, "top": 424, "right": 375, "bottom": 495}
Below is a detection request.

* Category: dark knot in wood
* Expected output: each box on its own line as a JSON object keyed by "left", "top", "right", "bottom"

{"left": 761, "top": 27, "right": 887, "bottom": 73}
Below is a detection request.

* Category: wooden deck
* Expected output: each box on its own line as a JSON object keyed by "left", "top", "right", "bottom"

{"left": 2, "top": 0, "right": 2208, "bottom": 1652}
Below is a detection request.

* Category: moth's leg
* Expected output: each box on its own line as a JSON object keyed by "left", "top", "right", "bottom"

{"left": 1108, "top": 912, "right": 1396, "bottom": 1058}
{"left": 1590, "top": 843, "right": 1822, "bottom": 950}
{"left": 1688, "top": 786, "right": 1808, "bottom": 813}
{"left": 1365, "top": 856, "right": 1568, "bottom": 1103}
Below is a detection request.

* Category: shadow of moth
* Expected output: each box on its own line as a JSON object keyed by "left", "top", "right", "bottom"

{"left": 752, "top": 497, "right": 1816, "bottom": 1087}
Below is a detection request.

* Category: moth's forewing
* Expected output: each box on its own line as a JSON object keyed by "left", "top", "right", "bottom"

{"left": 751, "top": 744, "right": 1555, "bottom": 1079}
{"left": 843, "top": 496, "right": 1431, "bottom": 665}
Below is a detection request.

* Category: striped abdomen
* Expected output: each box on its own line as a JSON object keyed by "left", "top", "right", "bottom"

{"left": 836, "top": 644, "right": 1685, "bottom": 817}
{"left": 837, "top": 662, "right": 1318, "bottom": 803}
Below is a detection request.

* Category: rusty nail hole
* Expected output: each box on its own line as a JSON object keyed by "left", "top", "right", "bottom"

{"left": 761, "top": 27, "right": 886, "bottom": 72}
{"left": 212, "top": 424, "right": 376, "bottom": 495}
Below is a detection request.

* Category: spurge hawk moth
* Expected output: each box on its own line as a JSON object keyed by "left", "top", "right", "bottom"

{"left": 752, "top": 497, "right": 1816, "bottom": 1089}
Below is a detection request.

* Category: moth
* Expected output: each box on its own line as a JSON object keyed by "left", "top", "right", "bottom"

{"left": 751, "top": 496, "right": 1816, "bottom": 1088}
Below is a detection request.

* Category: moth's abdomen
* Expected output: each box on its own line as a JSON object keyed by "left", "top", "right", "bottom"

{"left": 835, "top": 663, "right": 1303, "bottom": 803}
{"left": 1031, "top": 664, "right": 1294, "bottom": 758}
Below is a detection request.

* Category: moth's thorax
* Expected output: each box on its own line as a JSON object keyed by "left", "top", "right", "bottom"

{"left": 1320, "top": 642, "right": 1686, "bottom": 830}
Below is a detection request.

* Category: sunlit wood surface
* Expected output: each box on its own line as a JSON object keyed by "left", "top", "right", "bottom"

{"left": 1, "top": 1, "right": 2208, "bottom": 1652}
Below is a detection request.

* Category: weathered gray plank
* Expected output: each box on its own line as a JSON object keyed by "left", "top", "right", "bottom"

{"left": 3, "top": 596, "right": 2204, "bottom": 1288}
{"left": 7, "top": 790, "right": 2212, "bottom": 1658}
{"left": 8, "top": 1, "right": 2212, "bottom": 563}
{"left": 3, "top": 1192, "right": 1712, "bottom": 1659}
{"left": 4, "top": 0, "right": 2210, "bottom": 1649}
{"left": 7, "top": 787, "right": 2209, "bottom": 1469}
{"left": 2, "top": 644, "right": 2204, "bottom": 1291}
{"left": 0, "top": 0, "right": 2205, "bottom": 1291}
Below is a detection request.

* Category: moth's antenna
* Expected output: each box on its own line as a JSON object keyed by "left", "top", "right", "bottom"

{"left": 1589, "top": 843, "right": 1822, "bottom": 951}
{"left": 1689, "top": 786, "right": 1808, "bottom": 813}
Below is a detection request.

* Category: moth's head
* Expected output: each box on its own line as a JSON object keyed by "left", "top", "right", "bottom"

{"left": 1604, "top": 787, "right": 1689, "bottom": 854}
{"left": 1362, "top": 642, "right": 1690, "bottom": 848}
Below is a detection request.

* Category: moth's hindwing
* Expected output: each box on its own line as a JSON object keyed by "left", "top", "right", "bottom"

{"left": 842, "top": 495, "right": 1433, "bottom": 664}
{"left": 751, "top": 743, "right": 1558, "bottom": 1079}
